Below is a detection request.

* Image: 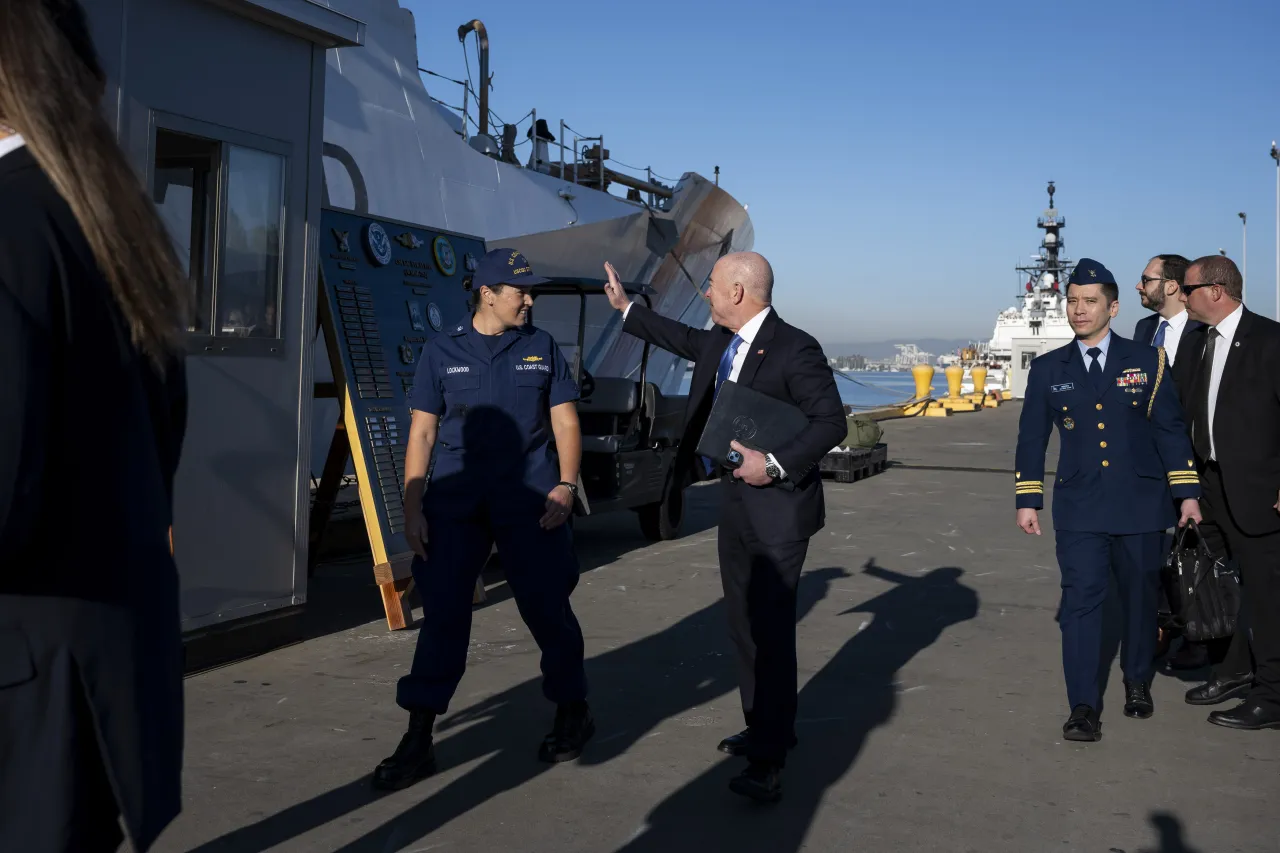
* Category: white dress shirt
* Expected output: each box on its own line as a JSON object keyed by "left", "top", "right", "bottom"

{"left": 1205, "top": 303, "right": 1244, "bottom": 461}
{"left": 1150, "top": 309, "right": 1190, "bottom": 367}
{"left": 1075, "top": 330, "right": 1112, "bottom": 372}
{"left": 0, "top": 133, "right": 26, "bottom": 160}
{"left": 724, "top": 306, "right": 772, "bottom": 382}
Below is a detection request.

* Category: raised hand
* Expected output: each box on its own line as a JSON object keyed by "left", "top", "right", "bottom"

{"left": 602, "top": 261, "right": 631, "bottom": 312}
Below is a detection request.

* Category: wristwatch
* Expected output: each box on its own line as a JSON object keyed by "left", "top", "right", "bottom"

{"left": 558, "top": 480, "right": 579, "bottom": 499}
{"left": 764, "top": 455, "right": 782, "bottom": 481}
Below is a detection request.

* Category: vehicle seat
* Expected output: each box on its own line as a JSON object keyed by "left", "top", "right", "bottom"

{"left": 578, "top": 377, "right": 640, "bottom": 453}
{"left": 643, "top": 383, "right": 685, "bottom": 446}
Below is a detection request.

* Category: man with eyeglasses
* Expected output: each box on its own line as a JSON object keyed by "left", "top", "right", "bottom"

{"left": 1135, "top": 254, "right": 1209, "bottom": 671}
{"left": 1134, "top": 254, "right": 1203, "bottom": 367}
{"left": 1176, "top": 255, "right": 1280, "bottom": 730}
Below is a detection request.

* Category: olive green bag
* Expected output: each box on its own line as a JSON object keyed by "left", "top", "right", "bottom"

{"left": 842, "top": 414, "right": 883, "bottom": 449}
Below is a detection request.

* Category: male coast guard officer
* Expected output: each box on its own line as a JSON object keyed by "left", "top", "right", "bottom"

{"left": 372, "top": 249, "right": 594, "bottom": 790}
{"left": 1015, "top": 258, "right": 1201, "bottom": 742}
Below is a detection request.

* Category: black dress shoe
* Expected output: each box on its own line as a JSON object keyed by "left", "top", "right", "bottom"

{"left": 1185, "top": 674, "right": 1253, "bottom": 706}
{"left": 718, "top": 728, "right": 750, "bottom": 756}
{"left": 717, "top": 728, "right": 799, "bottom": 757}
{"left": 729, "top": 762, "right": 782, "bottom": 803}
{"left": 1062, "top": 704, "right": 1102, "bottom": 742}
{"left": 539, "top": 700, "right": 595, "bottom": 763}
{"left": 1207, "top": 700, "right": 1280, "bottom": 730}
{"left": 372, "top": 710, "right": 438, "bottom": 790}
{"left": 1123, "top": 680, "right": 1154, "bottom": 719}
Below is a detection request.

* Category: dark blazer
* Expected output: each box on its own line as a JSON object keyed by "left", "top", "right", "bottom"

{"left": 623, "top": 303, "right": 846, "bottom": 544}
{"left": 0, "top": 146, "right": 187, "bottom": 850}
{"left": 1015, "top": 333, "right": 1199, "bottom": 534}
{"left": 1134, "top": 311, "right": 1205, "bottom": 366}
{"left": 1174, "top": 307, "right": 1280, "bottom": 535}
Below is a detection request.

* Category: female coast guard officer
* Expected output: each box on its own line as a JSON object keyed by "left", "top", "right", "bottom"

{"left": 372, "top": 249, "right": 593, "bottom": 791}
{"left": 1015, "top": 258, "right": 1200, "bottom": 744}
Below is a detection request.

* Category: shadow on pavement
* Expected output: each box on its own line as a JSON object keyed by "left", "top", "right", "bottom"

{"left": 185, "top": 565, "right": 851, "bottom": 852}
{"left": 612, "top": 560, "right": 978, "bottom": 852}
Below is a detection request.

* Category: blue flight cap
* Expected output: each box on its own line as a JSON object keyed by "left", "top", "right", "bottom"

{"left": 1067, "top": 258, "right": 1116, "bottom": 287}
{"left": 472, "top": 248, "right": 550, "bottom": 290}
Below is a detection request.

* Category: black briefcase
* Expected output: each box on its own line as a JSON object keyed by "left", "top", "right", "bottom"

{"left": 695, "top": 380, "right": 809, "bottom": 469}
{"left": 1160, "top": 521, "right": 1241, "bottom": 643}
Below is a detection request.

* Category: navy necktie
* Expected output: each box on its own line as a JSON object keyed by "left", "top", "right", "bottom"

{"left": 1087, "top": 347, "right": 1103, "bottom": 391}
{"left": 1152, "top": 319, "right": 1169, "bottom": 348}
{"left": 714, "top": 334, "right": 744, "bottom": 401}
{"left": 703, "top": 334, "right": 744, "bottom": 475}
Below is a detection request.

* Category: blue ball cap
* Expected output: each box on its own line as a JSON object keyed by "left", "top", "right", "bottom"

{"left": 472, "top": 248, "right": 550, "bottom": 290}
{"left": 1067, "top": 258, "right": 1116, "bottom": 287}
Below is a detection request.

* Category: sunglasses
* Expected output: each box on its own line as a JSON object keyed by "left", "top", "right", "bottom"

{"left": 1179, "top": 282, "right": 1223, "bottom": 296}
{"left": 1139, "top": 275, "right": 1168, "bottom": 286}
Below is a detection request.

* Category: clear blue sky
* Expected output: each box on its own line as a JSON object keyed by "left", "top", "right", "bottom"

{"left": 403, "top": 0, "right": 1280, "bottom": 347}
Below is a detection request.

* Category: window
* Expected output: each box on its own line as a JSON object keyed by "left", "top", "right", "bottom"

{"left": 153, "top": 131, "right": 217, "bottom": 334}
{"left": 152, "top": 123, "right": 288, "bottom": 350}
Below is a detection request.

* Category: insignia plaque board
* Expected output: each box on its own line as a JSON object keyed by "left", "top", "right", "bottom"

{"left": 312, "top": 208, "right": 486, "bottom": 629}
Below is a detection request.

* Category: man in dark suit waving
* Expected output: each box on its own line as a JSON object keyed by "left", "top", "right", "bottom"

{"left": 603, "top": 253, "right": 845, "bottom": 801}
{"left": 1177, "top": 255, "right": 1280, "bottom": 730}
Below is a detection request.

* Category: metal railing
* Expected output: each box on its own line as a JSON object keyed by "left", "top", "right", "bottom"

{"left": 417, "top": 61, "right": 681, "bottom": 209}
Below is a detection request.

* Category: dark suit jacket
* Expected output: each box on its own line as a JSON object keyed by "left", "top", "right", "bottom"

{"left": 623, "top": 304, "right": 846, "bottom": 544}
{"left": 0, "top": 146, "right": 187, "bottom": 850}
{"left": 1174, "top": 308, "right": 1280, "bottom": 535}
{"left": 1134, "top": 311, "right": 1205, "bottom": 366}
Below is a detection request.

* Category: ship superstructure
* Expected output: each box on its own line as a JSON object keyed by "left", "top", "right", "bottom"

{"left": 973, "top": 182, "right": 1078, "bottom": 397}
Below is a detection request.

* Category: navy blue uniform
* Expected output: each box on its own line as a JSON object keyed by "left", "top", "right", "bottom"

{"left": 1015, "top": 332, "right": 1200, "bottom": 710}
{"left": 397, "top": 319, "right": 586, "bottom": 714}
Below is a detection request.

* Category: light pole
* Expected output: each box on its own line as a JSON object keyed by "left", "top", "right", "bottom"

{"left": 1272, "top": 141, "right": 1279, "bottom": 319}
{"left": 1239, "top": 212, "right": 1247, "bottom": 301}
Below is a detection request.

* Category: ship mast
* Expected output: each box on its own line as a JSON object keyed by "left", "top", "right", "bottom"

{"left": 1013, "top": 181, "right": 1076, "bottom": 335}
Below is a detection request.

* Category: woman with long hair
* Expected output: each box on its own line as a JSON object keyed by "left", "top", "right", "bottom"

{"left": 0, "top": 1, "right": 190, "bottom": 850}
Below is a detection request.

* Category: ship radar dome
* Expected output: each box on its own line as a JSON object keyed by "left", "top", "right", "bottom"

{"left": 1044, "top": 233, "right": 1057, "bottom": 245}
{"left": 1041, "top": 273, "right": 1055, "bottom": 289}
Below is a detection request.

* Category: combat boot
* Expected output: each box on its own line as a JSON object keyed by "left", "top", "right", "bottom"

{"left": 538, "top": 699, "right": 595, "bottom": 762}
{"left": 371, "top": 710, "right": 437, "bottom": 790}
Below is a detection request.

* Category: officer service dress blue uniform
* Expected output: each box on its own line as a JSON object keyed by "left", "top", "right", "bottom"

{"left": 1015, "top": 260, "right": 1199, "bottom": 736}
{"left": 372, "top": 250, "right": 592, "bottom": 790}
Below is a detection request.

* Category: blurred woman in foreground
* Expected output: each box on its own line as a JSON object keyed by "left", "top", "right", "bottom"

{"left": 0, "top": 1, "right": 190, "bottom": 850}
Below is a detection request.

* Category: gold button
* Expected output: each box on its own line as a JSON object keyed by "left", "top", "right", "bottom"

{"left": 1102, "top": 460, "right": 1110, "bottom": 467}
{"left": 1100, "top": 441, "right": 1107, "bottom": 448}
{"left": 1062, "top": 406, "right": 1068, "bottom": 411}
{"left": 1098, "top": 422, "right": 1105, "bottom": 430}
{"left": 1095, "top": 403, "right": 1103, "bottom": 411}
{"left": 1132, "top": 400, "right": 1139, "bottom": 406}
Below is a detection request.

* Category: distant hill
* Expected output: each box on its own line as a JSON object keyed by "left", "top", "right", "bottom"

{"left": 820, "top": 338, "right": 981, "bottom": 360}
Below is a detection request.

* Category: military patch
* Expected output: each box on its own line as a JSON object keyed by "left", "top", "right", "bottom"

{"left": 1050, "top": 383, "right": 1074, "bottom": 393}
{"left": 1063, "top": 417, "right": 1075, "bottom": 430}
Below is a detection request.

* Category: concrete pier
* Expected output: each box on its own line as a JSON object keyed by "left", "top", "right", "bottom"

{"left": 158, "top": 404, "right": 1276, "bottom": 853}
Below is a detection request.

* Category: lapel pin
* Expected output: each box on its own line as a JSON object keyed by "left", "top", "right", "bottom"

{"left": 757, "top": 349, "right": 765, "bottom": 354}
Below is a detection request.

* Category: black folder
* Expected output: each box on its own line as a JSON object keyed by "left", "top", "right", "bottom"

{"left": 695, "top": 380, "right": 809, "bottom": 469}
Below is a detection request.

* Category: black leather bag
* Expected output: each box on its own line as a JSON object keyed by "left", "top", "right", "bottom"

{"left": 1160, "top": 521, "right": 1241, "bottom": 642}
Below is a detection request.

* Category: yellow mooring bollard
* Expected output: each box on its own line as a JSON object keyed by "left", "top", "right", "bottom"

{"left": 942, "top": 363, "right": 977, "bottom": 412}
{"left": 968, "top": 364, "right": 990, "bottom": 406}
{"left": 906, "top": 363, "right": 949, "bottom": 416}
